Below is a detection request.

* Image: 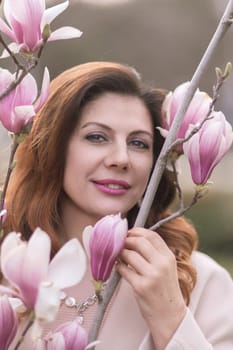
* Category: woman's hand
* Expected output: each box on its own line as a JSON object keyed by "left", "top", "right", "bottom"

{"left": 116, "top": 227, "right": 187, "bottom": 350}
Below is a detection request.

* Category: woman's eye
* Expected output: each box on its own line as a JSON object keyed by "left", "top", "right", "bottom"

{"left": 85, "top": 133, "right": 107, "bottom": 143}
{"left": 129, "top": 139, "right": 150, "bottom": 149}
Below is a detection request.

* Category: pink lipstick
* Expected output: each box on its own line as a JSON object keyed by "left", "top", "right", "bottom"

{"left": 93, "top": 179, "right": 130, "bottom": 195}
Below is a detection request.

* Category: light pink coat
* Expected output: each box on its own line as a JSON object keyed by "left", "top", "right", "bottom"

{"left": 14, "top": 251, "right": 233, "bottom": 349}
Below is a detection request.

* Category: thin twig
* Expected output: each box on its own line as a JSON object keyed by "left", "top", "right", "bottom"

{"left": 0, "top": 35, "right": 25, "bottom": 70}
{"left": 149, "top": 187, "right": 207, "bottom": 231}
{"left": 0, "top": 37, "right": 48, "bottom": 101}
{"left": 87, "top": 0, "right": 233, "bottom": 345}
{"left": 13, "top": 315, "right": 34, "bottom": 350}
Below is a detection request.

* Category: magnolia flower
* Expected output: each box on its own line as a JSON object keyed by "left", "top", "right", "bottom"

{"left": 0, "top": 0, "right": 82, "bottom": 56}
{"left": 32, "top": 333, "right": 65, "bottom": 350}
{"left": 32, "top": 330, "right": 98, "bottom": 350}
{"left": 1, "top": 227, "right": 86, "bottom": 334}
{"left": 0, "top": 67, "right": 50, "bottom": 134}
{"left": 83, "top": 214, "right": 128, "bottom": 291}
{"left": 183, "top": 111, "right": 233, "bottom": 185}
{"left": 161, "top": 81, "right": 212, "bottom": 153}
{"left": 55, "top": 319, "right": 88, "bottom": 350}
{"left": 0, "top": 295, "right": 18, "bottom": 350}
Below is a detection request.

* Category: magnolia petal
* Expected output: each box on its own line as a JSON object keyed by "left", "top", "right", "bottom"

{"left": 0, "top": 285, "right": 18, "bottom": 298}
{"left": 85, "top": 341, "right": 101, "bottom": 350}
{"left": 14, "top": 105, "right": 35, "bottom": 118}
{"left": 8, "top": 297, "right": 27, "bottom": 314}
{"left": 0, "top": 295, "right": 18, "bottom": 349}
{"left": 48, "top": 27, "right": 83, "bottom": 41}
{"left": 32, "top": 338, "right": 47, "bottom": 350}
{"left": 0, "top": 232, "right": 21, "bottom": 264}
{"left": 34, "top": 67, "right": 50, "bottom": 112}
{"left": 2, "top": 228, "right": 51, "bottom": 308}
{"left": 42, "top": 1, "right": 69, "bottom": 27}
{"left": 0, "top": 17, "right": 15, "bottom": 41}
{"left": 156, "top": 126, "right": 169, "bottom": 139}
{"left": 7, "top": 0, "right": 43, "bottom": 50}
{"left": 20, "top": 228, "right": 51, "bottom": 289}
{"left": 48, "top": 239, "right": 86, "bottom": 289}
{"left": 12, "top": 105, "right": 35, "bottom": 133}
{"left": 55, "top": 319, "right": 88, "bottom": 349}
{"left": 35, "top": 282, "right": 61, "bottom": 326}
{"left": 0, "top": 68, "right": 14, "bottom": 99}
{"left": 161, "top": 91, "right": 173, "bottom": 125}
{"left": 90, "top": 214, "right": 128, "bottom": 281}
{"left": 169, "top": 82, "right": 190, "bottom": 126}
{"left": 0, "top": 42, "right": 21, "bottom": 58}
{"left": 183, "top": 129, "right": 202, "bottom": 184}
{"left": 82, "top": 225, "right": 93, "bottom": 258}
{"left": 15, "top": 73, "right": 38, "bottom": 105}
{"left": 47, "top": 332, "right": 65, "bottom": 350}
{"left": 30, "top": 320, "right": 44, "bottom": 342}
{"left": 1, "top": 240, "right": 28, "bottom": 288}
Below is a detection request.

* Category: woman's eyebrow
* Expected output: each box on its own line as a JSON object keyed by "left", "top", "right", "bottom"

{"left": 80, "top": 122, "right": 111, "bottom": 130}
{"left": 81, "top": 122, "right": 153, "bottom": 139}
{"left": 130, "top": 130, "right": 153, "bottom": 140}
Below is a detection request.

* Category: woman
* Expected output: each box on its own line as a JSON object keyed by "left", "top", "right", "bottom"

{"left": 4, "top": 62, "right": 233, "bottom": 349}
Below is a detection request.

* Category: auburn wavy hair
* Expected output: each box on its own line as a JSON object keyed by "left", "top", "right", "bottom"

{"left": 4, "top": 61, "right": 198, "bottom": 304}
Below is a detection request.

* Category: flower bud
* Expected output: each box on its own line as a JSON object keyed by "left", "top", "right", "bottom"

{"left": 55, "top": 319, "right": 88, "bottom": 350}
{"left": 83, "top": 214, "right": 128, "bottom": 290}
{"left": 161, "top": 81, "right": 212, "bottom": 153}
{"left": 183, "top": 111, "right": 233, "bottom": 185}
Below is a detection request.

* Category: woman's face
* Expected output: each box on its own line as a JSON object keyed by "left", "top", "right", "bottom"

{"left": 63, "top": 92, "right": 154, "bottom": 224}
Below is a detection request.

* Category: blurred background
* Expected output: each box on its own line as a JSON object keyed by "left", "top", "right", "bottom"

{"left": 0, "top": 0, "right": 233, "bottom": 275}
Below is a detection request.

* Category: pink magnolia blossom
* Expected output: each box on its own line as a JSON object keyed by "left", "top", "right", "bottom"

{"left": 0, "top": 0, "right": 82, "bottom": 55}
{"left": 1, "top": 227, "right": 86, "bottom": 334}
{"left": 32, "top": 330, "right": 98, "bottom": 350}
{"left": 183, "top": 111, "right": 233, "bottom": 185}
{"left": 0, "top": 295, "right": 18, "bottom": 350}
{"left": 32, "top": 333, "right": 65, "bottom": 350}
{"left": 0, "top": 67, "right": 50, "bottom": 134}
{"left": 55, "top": 319, "right": 88, "bottom": 350}
{"left": 83, "top": 214, "right": 128, "bottom": 284}
{"left": 161, "top": 81, "right": 212, "bottom": 153}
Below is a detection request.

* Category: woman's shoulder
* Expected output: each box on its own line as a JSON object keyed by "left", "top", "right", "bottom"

{"left": 191, "top": 250, "right": 232, "bottom": 285}
{"left": 191, "top": 250, "right": 230, "bottom": 275}
{"left": 190, "top": 250, "right": 233, "bottom": 312}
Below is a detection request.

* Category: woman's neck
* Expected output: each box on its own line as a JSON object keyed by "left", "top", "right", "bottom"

{"left": 60, "top": 193, "right": 98, "bottom": 242}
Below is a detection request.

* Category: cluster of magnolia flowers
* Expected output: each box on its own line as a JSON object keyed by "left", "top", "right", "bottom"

{"left": 0, "top": 0, "right": 82, "bottom": 135}
{"left": 160, "top": 81, "right": 233, "bottom": 186}
{"left": 0, "top": 214, "right": 128, "bottom": 349}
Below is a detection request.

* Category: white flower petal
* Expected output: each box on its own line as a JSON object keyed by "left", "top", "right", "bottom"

{"left": 42, "top": 1, "right": 69, "bottom": 27}
{"left": 48, "top": 27, "right": 83, "bottom": 41}
{"left": 82, "top": 225, "right": 93, "bottom": 258}
{"left": 34, "top": 67, "right": 50, "bottom": 112}
{"left": 48, "top": 239, "right": 86, "bottom": 289}
{"left": 35, "top": 282, "right": 60, "bottom": 325}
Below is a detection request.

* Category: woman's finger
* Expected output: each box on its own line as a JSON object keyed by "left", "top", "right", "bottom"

{"left": 119, "top": 248, "right": 153, "bottom": 276}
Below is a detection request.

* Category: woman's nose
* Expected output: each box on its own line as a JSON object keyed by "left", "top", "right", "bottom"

{"left": 104, "top": 142, "right": 129, "bottom": 170}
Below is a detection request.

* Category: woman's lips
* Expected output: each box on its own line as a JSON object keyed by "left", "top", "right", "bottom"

{"left": 93, "top": 179, "right": 130, "bottom": 195}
